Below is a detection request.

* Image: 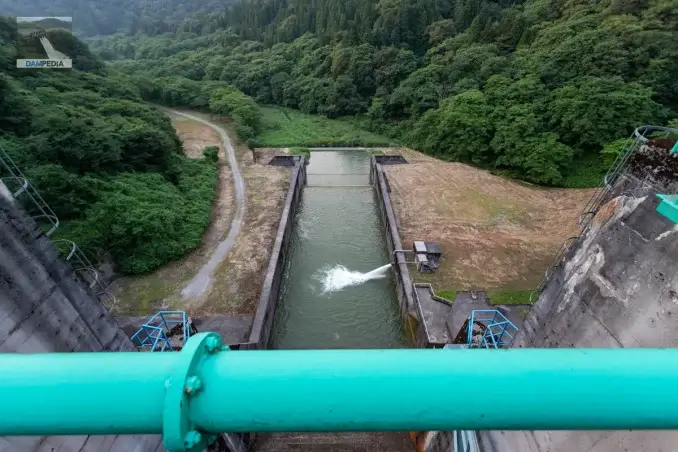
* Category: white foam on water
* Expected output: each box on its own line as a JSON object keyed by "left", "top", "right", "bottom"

{"left": 319, "top": 264, "right": 392, "bottom": 293}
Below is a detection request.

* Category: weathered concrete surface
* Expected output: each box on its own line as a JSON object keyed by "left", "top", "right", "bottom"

{"left": 248, "top": 159, "right": 307, "bottom": 348}
{"left": 413, "top": 284, "right": 453, "bottom": 345}
{"left": 371, "top": 157, "right": 417, "bottom": 336}
{"left": 254, "top": 432, "right": 412, "bottom": 452}
{"left": 0, "top": 189, "right": 163, "bottom": 451}
{"left": 487, "top": 185, "right": 678, "bottom": 451}
{"left": 446, "top": 291, "right": 492, "bottom": 343}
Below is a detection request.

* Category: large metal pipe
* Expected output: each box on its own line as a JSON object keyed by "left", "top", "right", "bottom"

{"left": 1, "top": 333, "right": 678, "bottom": 451}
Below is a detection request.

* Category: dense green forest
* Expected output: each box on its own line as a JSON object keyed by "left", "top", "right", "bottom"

{"left": 89, "top": 0, "right": 677, "bottom": 186}
{"left": 0, "top": 16, "right": 222, "bottom": 274}
{"left": 2, "top": 0, "right": 677, "bottom": 276}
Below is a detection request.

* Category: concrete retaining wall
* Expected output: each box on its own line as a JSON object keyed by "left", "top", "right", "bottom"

{"left": 0, "top": 189, "right": 163, "bottom": 451}
{"left": 484, "top": 174, "right": 678, "bottom": 452}
{"left": 370, "top": 157, "right": 423, "bottom": 344}
{"left": 247, "top": 160, "right": 307, "bottom": 349}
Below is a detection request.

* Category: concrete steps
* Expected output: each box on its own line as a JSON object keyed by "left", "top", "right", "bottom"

{"left": 254, "top": 432, "right": 413, "bottom": 452}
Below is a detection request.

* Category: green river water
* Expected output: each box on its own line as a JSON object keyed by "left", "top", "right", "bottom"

{"left": 270, "top": 151, "right": 406, "bottom": 349}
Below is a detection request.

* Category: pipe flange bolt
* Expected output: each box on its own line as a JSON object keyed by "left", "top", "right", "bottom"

{"left": 163, "top": 332, "right": 225, "bottom": 452}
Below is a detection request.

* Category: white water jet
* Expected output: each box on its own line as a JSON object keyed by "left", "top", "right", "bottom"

{"left": 320, "top": 263, "right": 392, "bottom": 293}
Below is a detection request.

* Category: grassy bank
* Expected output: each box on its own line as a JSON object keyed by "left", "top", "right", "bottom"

{"left": 255, "top": 107, "right": 393, "bottom": 147}
{"left": 487, "top": 289, "right": 533, "bottom": 305}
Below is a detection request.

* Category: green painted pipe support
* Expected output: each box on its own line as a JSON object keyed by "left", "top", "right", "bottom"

{"left": 2, "top": 333, "right": 678, "bottom": 452}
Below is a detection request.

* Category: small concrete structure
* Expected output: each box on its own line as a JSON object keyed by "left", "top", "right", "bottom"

{"left": 413, "top": 240, "right": 442, "bottom": 272}
{"left": 424, "top": 241, "right": 442, "bottom": 259}
{"left": 268, "top": 155, "right": 302, "bottom": 167}
{"left": 415, "top": 253, "right": 431, "bottom": 272}
{"left": 374, "top": 154, "right": 408, "bottom": 165}
{"left": 413, "top": 284, "right": 454, "bottom": 346}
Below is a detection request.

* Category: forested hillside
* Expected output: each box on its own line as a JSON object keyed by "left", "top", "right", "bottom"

{"left": 89, "top": 0, "right": 677, "bottom": 186}
{"left": 0, "top": 16, "right": 220, "bottom": 274}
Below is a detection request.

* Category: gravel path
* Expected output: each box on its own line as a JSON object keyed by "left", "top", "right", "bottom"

{"left": 171, "top": 110, "right": 246, "bottom": 300}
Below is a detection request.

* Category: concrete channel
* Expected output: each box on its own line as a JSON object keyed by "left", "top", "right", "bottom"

{"left": 245, "top": 150, "right": 412, "bottom": 451}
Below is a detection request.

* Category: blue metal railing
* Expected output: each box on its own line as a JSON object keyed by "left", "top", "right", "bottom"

{"left": 130, "top": 311, "right": 191, "bottom": 352}
{"left": 454, "top": 430, "right": 479, "bottom": 452}
{"left": 467, "top": 310, "right": 518, "bottom": 349}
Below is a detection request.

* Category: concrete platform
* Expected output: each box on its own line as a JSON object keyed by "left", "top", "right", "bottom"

{"left": 414, "top": 285, "right": 527, "bottom": 346}
{"left": 414, "top": 284, "right": 454, "bottom": 345}
{"left": 447, "top": 291, "right": 493, "bottom": 343}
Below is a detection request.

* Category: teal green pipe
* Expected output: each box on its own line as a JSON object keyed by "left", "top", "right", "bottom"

{"left": 2, "top": 335, "right": 678, "bottom": 444}
{"left": 192, "top": 348, "right": 678, "bottom": 432}
{"left": 1, "top": 352, "right": 176, "bottom": 435}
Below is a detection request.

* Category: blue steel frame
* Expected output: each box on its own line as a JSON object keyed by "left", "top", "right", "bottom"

{"left": 130, "top": 311, "right": 191, "bottom": 352}
{"left": 467, "top": 310, "right": 518, "bottom": 349}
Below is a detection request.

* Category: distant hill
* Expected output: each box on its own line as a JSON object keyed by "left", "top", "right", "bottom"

{"left": 30, "top": 18, "right": 72, "bottom": 31}
{"left": 0, "top": 0, "right": 239, "bottom": 36}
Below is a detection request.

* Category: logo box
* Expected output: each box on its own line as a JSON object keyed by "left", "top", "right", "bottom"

{"left": 16, "top": 16, "right": 73, "bottom": 69}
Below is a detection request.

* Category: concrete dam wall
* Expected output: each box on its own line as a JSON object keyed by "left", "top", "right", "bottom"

{"left": 482, "top": 173, "right": 678, "bottom": 452}
{"left": 0, "top": 189, "right": 163, "bottom": 451}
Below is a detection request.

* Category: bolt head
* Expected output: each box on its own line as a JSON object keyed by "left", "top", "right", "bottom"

{"left": 204, "top": 336, "right": 221, "bottom": 353}
{"left": 184, "top": 430, "right": 202, "bottom": 448}
{"left": 184, "top": 376, "right": 202, "bottom": 395}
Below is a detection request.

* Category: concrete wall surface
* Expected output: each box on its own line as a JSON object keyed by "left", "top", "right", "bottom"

{"left": 0, "top": 192, "right": 163, "bottom": 451}
{"left": 371, "top": 158, "right": 417, "bottom": 329}
{"left": 248, "top": 159, "right": 306, "bottom": 348}
{"left": 488, "top": 186, "right": 678, "bottom": 451}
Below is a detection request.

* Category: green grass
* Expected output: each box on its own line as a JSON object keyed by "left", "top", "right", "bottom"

{"left": 255, "top": 106, "right": 394, "bottom": 147}
{"left": 288, "top": 146, "right": 310, "bottom": 157}
{"left": 368, "top": 149, "right": 385, "bottom": 155}
{"left": 436, "top": 290, "right": 457, "bottom": 302}
{"left": 561, "top": 153, "right": 607, "bottom": 188}
{"left": 487, "top": 289, "right": 534, "bottom": 305}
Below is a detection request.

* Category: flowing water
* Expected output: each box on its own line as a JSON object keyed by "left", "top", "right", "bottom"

{"left": 271, "top": 151, "right": 406, "bottom": 349}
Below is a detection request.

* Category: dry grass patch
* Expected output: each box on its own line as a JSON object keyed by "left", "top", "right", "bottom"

{"left": 385, "top": 150, "right": 594, "bottom": 293}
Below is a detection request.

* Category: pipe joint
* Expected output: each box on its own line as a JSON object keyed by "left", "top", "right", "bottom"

{"left": 163, "top": 332, "right": 227, "bottom": 452}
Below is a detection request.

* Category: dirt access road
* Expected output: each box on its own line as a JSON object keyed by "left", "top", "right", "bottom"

{"left": 113, "top": 110, "right": 289, "bottom": 316}
{"left": 173, "top": 110, "right": 246, "bottom": 300}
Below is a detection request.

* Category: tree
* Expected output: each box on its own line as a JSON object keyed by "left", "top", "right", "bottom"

{"left": 410, "top": 90, "right": 493, "bottom": 163}
{"left": 549, "top": 77, "right": 663, "bottom": 150}
{"left": 426, "top": 19, "right": 457, "bottom": 44}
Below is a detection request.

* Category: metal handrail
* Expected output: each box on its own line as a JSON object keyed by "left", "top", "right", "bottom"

{"left": 0, "top": 176, "right": 28, "bottom": 197}
{"left": 467, "top": 310, "right": 518, "bottom": 348}
{"left": 51, "top": 240, "right": 117, "bottom": 313}
{"left": 529, "top": 125, "right": 678, "bottom": 301}
{"left": 0, "top": 147, "right": 60, "bottom": 236}
{"left": 530, "top": 236, "right": 579, "bottom": 302}
{"left": 578, "top": 125, "right": 678, "bottom": 232}
{"left": 1, "top": 146, "right": 117, "bottom": 313}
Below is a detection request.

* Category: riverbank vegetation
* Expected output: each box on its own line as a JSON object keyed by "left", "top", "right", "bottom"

{"left": 487, "top": 289, "right": 533, "bottom": 305}
{"left": 80, "top": 0, "right": 677, "bottom": 187}
{"left": 0, "top": 17, "right": 218, "bottom": 274}
{"left": 257, "top": 107, "right": 392, "bottom": 147}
